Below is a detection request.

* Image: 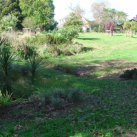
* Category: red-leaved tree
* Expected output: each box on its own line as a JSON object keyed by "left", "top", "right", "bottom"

{"left": 105, "top": 21, "right": 115, "bottom": 36}
{"left": 105, "top": 21, "right": 115, "bottom": 30}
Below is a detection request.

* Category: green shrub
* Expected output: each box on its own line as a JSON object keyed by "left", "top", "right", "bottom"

{"left": 12, "top": 78, "right": 35, "bottom": 99}
{"left": 26, "top": 34, "right": 47, "bottom": 45}
{"left": 28, "top": 94, "right": 39, "bottom": 102}
{"left": 18, "top": 32, "right": 23, "bottom": 35}
{"left": 17, "top": 43, "right": 37, "bottom": 60}
{"left": 51, "top": 97, "right": 64, "bottom": 109}
{"left": 59, "top": 28, "right": 79, "bottom": 42}
{"left": 52, "top": 88, "right": 65, "bottom": 98}
{"left": 120, "top": 68, "right": 137, "bottom": 80}
{"left": 92, "top": 27, "right": 98, "bottom": 32}
{"left": 45, "top": 32, "right": 67, "bottom": 45}
{"left": 0, "top": 13, "right": 18, "bottom": 30}
{"left": 25, "top": 54, "right": 43, "bottom": 85}
{"left": 0, "top": 39, "right": 14, "bottom": 97}
{"left": 68, "top": 87, "right": 82, "bottom": 102}
{"left": 47, "top": 42, "right": 83, "bottom": 56}
{"left": 38, "top": 92, "right": 51, "bottom": 104}
{"left": 0, "top": 92, "right": 12, "bottom": 109}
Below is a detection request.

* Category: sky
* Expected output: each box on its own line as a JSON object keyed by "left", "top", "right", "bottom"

{"left": 53, "top": 0, "right": 137, "bottom": 22}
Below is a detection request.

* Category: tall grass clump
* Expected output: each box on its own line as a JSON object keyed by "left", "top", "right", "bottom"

{"left": 25, "top": 54, "right": 43, "bottom": 85}
{"left": 0, "top": 38, "right": 14, "bottom": 97}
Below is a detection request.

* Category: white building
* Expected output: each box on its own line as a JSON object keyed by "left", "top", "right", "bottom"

{"left": 56, "top": 17, "right": 91, "bottom": 32}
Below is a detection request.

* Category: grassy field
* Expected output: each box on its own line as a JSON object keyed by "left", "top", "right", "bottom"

{"left": 1, "top": 32, "right": 137, "bottom": 136}
{"left": 47, "top": 33, "right": 137, "bottom": 79}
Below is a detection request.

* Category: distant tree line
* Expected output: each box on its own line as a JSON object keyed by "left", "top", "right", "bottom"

{"left": 0, "top": 0, "right": 57, "bottom": 30}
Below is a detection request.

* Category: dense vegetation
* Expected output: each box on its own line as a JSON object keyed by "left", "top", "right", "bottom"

{"left": 0, "top": 31, "right": 137, "bottom": 136}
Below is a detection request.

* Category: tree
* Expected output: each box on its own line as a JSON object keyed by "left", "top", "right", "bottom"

{"left": 105, "top": 21, "right": 115, "bottom": 36}
{"left": 0, "top": 13, "right": 18, "bottom": 30}
{"left": 68, "top": 4, "right": 85, "bottom": 18}
{"left": 103, "top": 8, "right": 127, "bottom": 24}
{"left": 63, "top": 12, "right": 84, "bottom": 30}
{"left": 0, "top": 0, "right": 24, "bottom": 30}
{"left": 21, "top": 17, "right": 36, "bottom": 28}
{"left": 91, "top": 0, "right": 109, "bottom": 29}
{"left": 19, "top": 0, "right": 57, "bottom": 30}
{"left": 123, "top": 21, "right": 136, "bottom": 37}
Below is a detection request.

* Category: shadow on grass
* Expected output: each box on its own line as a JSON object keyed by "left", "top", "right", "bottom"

{"left": 82, "top": 47, "right": 94, "bottom": 52}
{"left": 1, "top": 63, "right": 137, "bottom": 136}
{"left": 78, "top": 38, "right": 100, "bottom": 40}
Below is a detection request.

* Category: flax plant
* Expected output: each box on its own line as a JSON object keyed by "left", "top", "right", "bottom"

{"left": 25, "top": 54, "right": 43, "bottom": 85}
{"left": 0, "top": 38, "right": 14, "bottom": 97}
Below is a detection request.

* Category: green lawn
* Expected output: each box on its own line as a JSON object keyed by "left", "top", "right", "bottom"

{"left": 1, "top": 32, "right": 137, "bottom": 136}
{"left": 46, "top": 33, "right": 137, "bottom": 79}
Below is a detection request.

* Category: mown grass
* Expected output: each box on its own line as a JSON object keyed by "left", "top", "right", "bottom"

{"left": 1, "top": 32, "right": 137, "bottom": 136}
{"left": 45, "top": 33, "right": 137, "bottom": 79}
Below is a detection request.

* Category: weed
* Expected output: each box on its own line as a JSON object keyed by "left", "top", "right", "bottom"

{"left": 51, "top": 97, "right": 64, "bottom": 109}
{"left": 52, "top": 88, "right": 65, "bottom": 98}
{"left": 0, "top": 92, "right": 12, "bottom": 109}
{"left": 68, "top": 87, "right": 82, "bottom": 102}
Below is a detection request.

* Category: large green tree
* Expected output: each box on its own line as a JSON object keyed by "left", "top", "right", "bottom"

{"left": 0, "top": 0, "right": 24, "bottom": 30}
{"left": 19, "top": 0, "right": 57, "bottom": 30}
{"left": 103, "top": 8, "right": 128, "bottom": 24}
{"left": 63, "top": 12, "right": 84, "bottom": 30}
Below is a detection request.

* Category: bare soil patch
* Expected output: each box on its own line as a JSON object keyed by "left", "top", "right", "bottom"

{"left": 53, "top": 59, "right": 137, "bottom": 81}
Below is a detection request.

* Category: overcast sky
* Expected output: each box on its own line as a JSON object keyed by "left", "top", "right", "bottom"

{"left": 53, "top": 0, "right": 137, "bottom": 22}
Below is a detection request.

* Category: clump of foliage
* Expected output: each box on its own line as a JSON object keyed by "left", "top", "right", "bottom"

{"left": 52, "top": 88, "right": 65, "bottom": 98}
{"left": 17, "top": 43, "right": 37, "bottom": 60}
{"left": 47, "top": 42, "right": 83, "bottom": 56}
{"left": 105, "top": 21, "right": 115, "bottom": 36}
{"left": 38, "top": 92, "right": 51, "bottom": 104}
{"left": 59, "top": 28, "right": 79, "bottom": 42}
{"left": 0, "top": 92, "right": 12, "bottom": 109}
{"left": 26, "top": 34, "right": 47, "bottom": 45}
{"left": 0, "top": 39, "right": 14, "bottom": 97}
{"left": 68, "top": 87, "right": 82, "bottom": 102}
{"left": 21, "top": 17, "right": 36, "bottom": 28}
{"left": 0, "top": 13, "right": 18, "bottom": 31}
{"left": 120, "top": 68, "right": 137, "bottom": 80}
{"left": 51, "top": 97, "right": 64, "bottom": 109}
{"left": 25, "top": 54, "right": 43, "bottom": 85}
{"left": 63, "top": 12, "right": 84, "bottom": 31}
{"left": 28, "top": 94, "right": 39, "bottom": 102}
{"left": 12, "top": 78, "right": 35, "bottom": 98}
{"left": 92, "top": 27, "right": 98, "bottom": 32}
{"left": 123, "top": 21, "right": 136, "bottom": 37}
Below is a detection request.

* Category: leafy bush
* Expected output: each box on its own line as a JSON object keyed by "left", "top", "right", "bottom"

{"left": 105, "top": 21, "right": 115, "bottom": 31}
{"left": 52, "top": 88, "right": 65, "bottom": 98}
{"left": 12, "top": 78, "right": 35, "bottom": 98}
{"left": 59, "top": 28, "right": 79, "bottom": 42}
{"left": 120, "top": 68, "right": 137, "bottom": 80}
{"left": 0, "top": 92, "right": 12, "bottom": 109}
{"left": 22, "top": 17, "right": 36, "bottom": 28}
{"left": 0, "top": 40, "right": 14, "bottom": 97}
{"left": 26, "top": 34, "right": 47, "bottom": 45}
{"left": 68, "top": 87, "right": 82, "bottom": 102}
{"left": 47, "top": 42, "right": 83, "bottom": 56}
{"left": 51, "top": 97, "right": 64, "bottom": 109}
{"left": 17, "top": 43, "right": 37, "bottom": 60}
{"left": 45, "top": 32, "right": 67, "bottom": 45}
{"left": 0, "top": 13, "right": 18, "bottom": 30}
{"left": 92, "top": 27, "right": 98, "bottom": 32}
{"left": 38, "top": 92, "right": 51, "bottom": 104}
{"left": 28, "top": 94, "right": 39, "bottom": 102}
{"left": 25, "top": 54, "right": 43, "bottom": 84}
